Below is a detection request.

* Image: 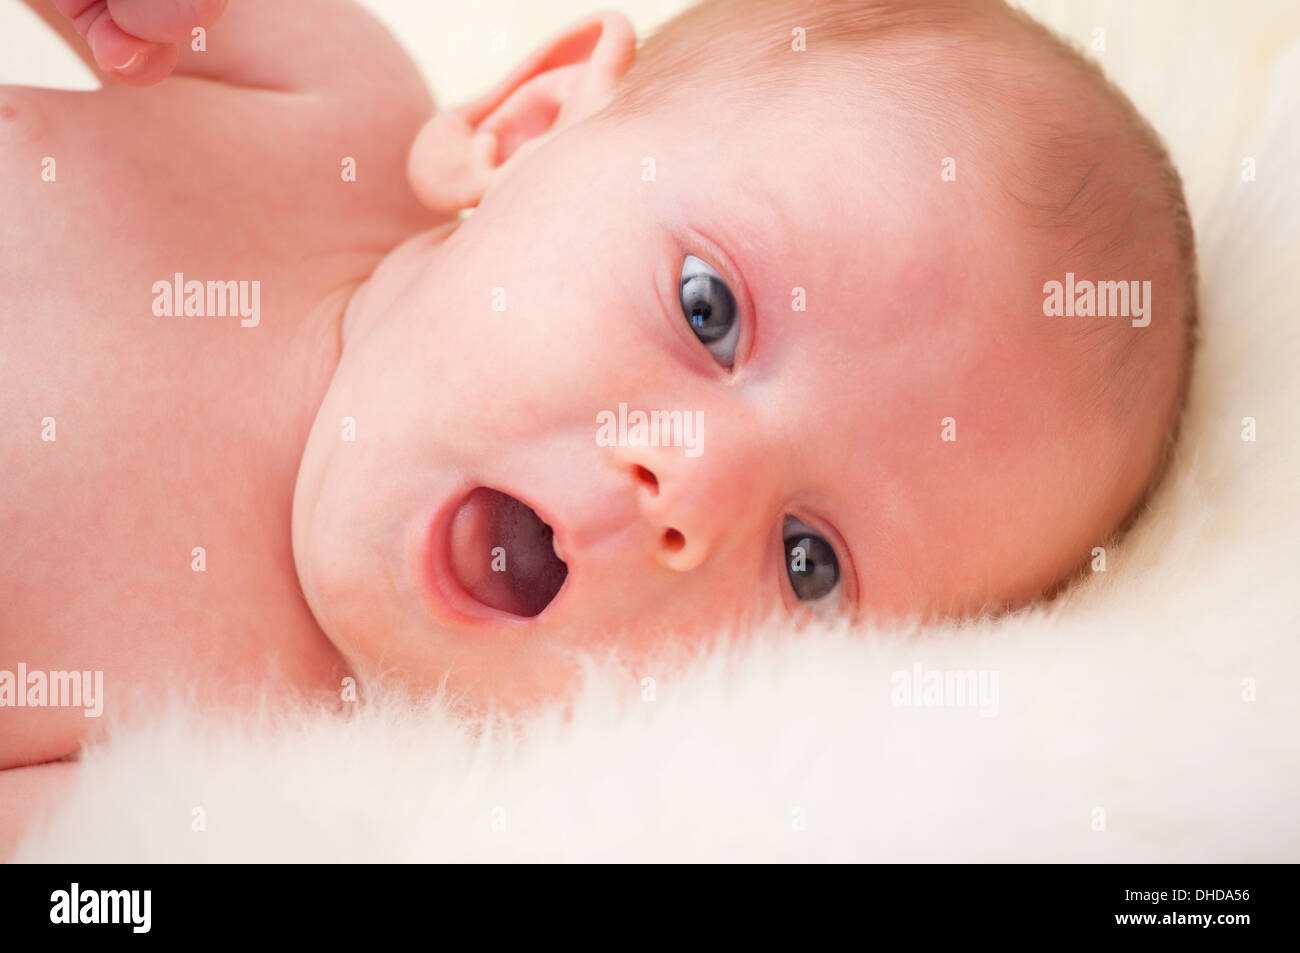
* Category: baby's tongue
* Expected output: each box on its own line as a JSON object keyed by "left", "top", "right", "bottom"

{"left": 447, "top": 488, "right": 566, "bottom": 617}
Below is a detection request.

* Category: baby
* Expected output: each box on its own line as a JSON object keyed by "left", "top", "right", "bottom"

{"left": 0, "top": 0, "right": 1195, "bottom": 849}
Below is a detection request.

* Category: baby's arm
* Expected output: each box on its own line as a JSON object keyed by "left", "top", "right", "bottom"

{"left": 25, "top": 0, "right": 431, "bottom": 106}
{"left": 165, "top": 0, "right": 432, "bottom": 102}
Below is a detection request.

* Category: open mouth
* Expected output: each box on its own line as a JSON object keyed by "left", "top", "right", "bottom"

{"left": 444, "top": 487, "right": 568, "bottom": 618}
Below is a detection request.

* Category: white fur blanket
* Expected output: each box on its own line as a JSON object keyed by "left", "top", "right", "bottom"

{"left": 9, "top": 0, "right": 1300, "bottom": 861}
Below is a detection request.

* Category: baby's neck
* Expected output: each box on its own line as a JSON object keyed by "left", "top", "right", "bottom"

{"left": 269, "top": 287, "right": 349, "bottom": 499}
{"left": 338, "top": 222, "right": 461, "bottom": 345}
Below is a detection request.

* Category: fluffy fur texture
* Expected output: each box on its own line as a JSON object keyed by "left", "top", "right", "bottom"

{"left": 8, "top": 0, "right": 1300, "bottom": 861}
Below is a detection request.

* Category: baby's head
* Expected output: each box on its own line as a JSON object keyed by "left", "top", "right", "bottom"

{"left": 291, "top": 0, "right": 1196, "bottom": 708}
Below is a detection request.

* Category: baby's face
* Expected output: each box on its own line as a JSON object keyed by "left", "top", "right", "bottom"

{"left": 293, "top": 88, "right": 1118, "bottom": 708}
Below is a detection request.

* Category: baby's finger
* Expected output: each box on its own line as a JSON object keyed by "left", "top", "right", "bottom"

{"left": 59, "top": 0, "right": 180, "bottom": 86}
{"left": 100, "top": 39, "right": 180, "bottom": 87}
{"left": 106, "top": 0, "right": 229, "bottom": 45}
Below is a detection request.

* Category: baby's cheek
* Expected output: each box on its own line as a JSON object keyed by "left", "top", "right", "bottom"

{"left": 299, "top": 531, "right": 399, "bottom": 669}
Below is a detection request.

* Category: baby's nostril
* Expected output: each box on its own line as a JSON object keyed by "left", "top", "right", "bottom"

{"left": 634, "top": 464, "right": 659, "bottom": 494}
{"left": 662, "top": 528, "right": 685, "bottom": 553}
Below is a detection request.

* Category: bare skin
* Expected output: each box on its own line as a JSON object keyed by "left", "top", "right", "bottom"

{"left": 0, "top": 761, "right": 77, "bottom": 858}
{"left": 0, "top": 0, "right": 437, "bottom": 846}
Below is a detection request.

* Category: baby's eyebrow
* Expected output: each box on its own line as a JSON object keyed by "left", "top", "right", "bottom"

{"left": 693, "top": 172, "right": 792, "bottom": 295}
{"left": 732, "top": 187, "right": 795, "bottom": 278}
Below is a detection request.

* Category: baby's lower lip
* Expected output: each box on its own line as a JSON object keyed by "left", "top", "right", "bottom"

{"left": 436, "top": 487, "right": 568, "bottom": 620}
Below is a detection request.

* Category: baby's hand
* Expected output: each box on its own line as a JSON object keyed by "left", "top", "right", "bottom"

{"left": 52, "top": 0, "right": 228, "bottom": 87}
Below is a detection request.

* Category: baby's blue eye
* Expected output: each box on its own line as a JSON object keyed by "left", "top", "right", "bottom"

{"left": 679, "top": 255, "right": 739, "bottom": 369}
{"left": 783, "top": 516, "right": 841, "bottom": 604}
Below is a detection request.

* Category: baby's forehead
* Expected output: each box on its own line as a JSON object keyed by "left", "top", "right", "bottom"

{"left": 641, "top": 104, "right": 1014, "bottom": 331}
{"left": 634, "top": 104, "right": 1055, "bottom": 407}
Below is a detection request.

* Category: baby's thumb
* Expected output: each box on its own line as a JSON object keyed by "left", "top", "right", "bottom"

{"left": 59, "top": 1, "right": 179, "bottom": 86}
{"left": 106, "top": 0, "right": 229, "bottom": 44}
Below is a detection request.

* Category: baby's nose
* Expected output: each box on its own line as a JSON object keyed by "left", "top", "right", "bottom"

{"left": 620, "top": 446, "right": 751, "bottom": 574}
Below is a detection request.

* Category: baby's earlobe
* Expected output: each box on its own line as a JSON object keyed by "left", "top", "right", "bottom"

{"left": 406, "top": 111, "right": 498, "bottom": 215}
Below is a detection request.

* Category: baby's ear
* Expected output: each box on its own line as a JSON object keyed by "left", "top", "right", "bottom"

{"left": 408, "top": 11, "right": 636, "bottom": 215}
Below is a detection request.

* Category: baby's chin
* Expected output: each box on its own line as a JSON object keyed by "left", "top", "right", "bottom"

{"left": 309, "top": 571, "right": 750, "bottom": 717}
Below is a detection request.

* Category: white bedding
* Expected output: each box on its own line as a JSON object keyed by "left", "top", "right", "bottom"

{"left": 7, "top": 0, "right": 1299, "bottom": 861}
